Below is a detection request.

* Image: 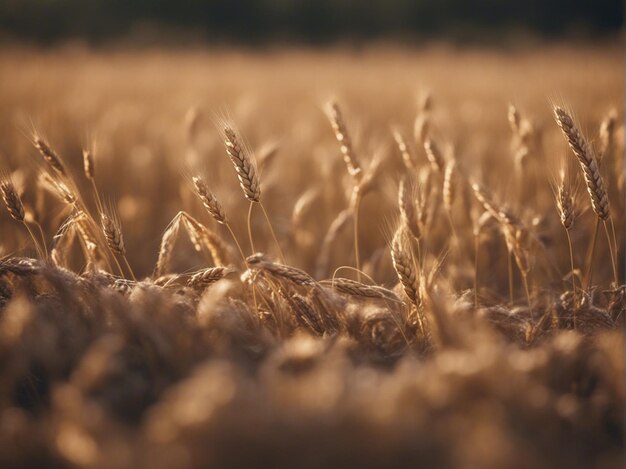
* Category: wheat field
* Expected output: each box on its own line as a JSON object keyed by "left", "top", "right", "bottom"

{"left": 0, "top": 44, "right": 623, "bottom": 468}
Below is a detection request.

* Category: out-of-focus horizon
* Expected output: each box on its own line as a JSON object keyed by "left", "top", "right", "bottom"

{"left": 0, "top": 0, "right": 622, "bottom": 46}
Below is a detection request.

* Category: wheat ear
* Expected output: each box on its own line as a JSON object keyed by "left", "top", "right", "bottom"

{"left": 1, "top": 179, "right": 45, "bottom": 258}
{"left": 554, "top": 106, "right": 617, "bottom": 286}
{"left": 327, "top": 102, "right": 361, "bottom": 179}
{"left": 100, "top": 211, "right": 135, "bottom": 280}
{"left": 223, "top": 127, "right": 261, "bottom": 203}
{"left": 424, "top": 138, "right": 445, "bottom": 173}
{"left": 553, "top": 107, "right": 609, "bottom": 221}
{"left": 33, "top": 136, "right": 67, "bottom": 177}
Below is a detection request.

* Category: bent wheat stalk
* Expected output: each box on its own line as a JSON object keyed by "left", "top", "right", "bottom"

{"left": 192, "top": 175, "right": 246, "bottom": 264}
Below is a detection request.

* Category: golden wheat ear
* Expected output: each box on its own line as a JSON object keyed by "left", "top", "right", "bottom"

{"left": 554, "top": 106, "right": 618, "bottom": 287}
{"left": 192, "top": 176, "right": 227, "bottom": 224}
{"left": 222, "top": 126, "right": 261, "bottom": 203}
{"left": 1, "top": 176, "right": 46, "bottom": 258}
{"left": 32, "top": 134, "right": 67, "bottom": 177}
{"left": 553, "top": 106, "right": 609, "bottom": 221}
{"left": 326, "top": 101, "right": 362, "bottom": 180}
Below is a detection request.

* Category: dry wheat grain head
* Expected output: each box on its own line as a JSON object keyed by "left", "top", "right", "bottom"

{"left": 192, "top": 176, "right": 227, "bottom": 224}
{"left": 554, "top": 106, "right": 610, "bottom": 220}
{"left": 556, "top": 169, "right": 575, "bottom": 230}
{"left": 33, "top": 135, "right": 67, "bottom": 177}
{"left": 391, "top": 225, "right": 420, "bottom": 306}
{"left": 83, "top": 149, "right": 95, "bottom": 180}
{"left": 100, "top": 212, "right": 125, "bottom": 256}
{"left": 223, "top": 126, "right": 261, "bottom": 202}
{"left": 443, "top": 159, "right": 457, "bottom": 213}
{"left": 327, "top": 101, "right": 362, "bottom": 179}
{"left": 424, "top": 138, "right": 445, "bottom": 173}
{"left": 0, "top": 178, "right": 25, "bottom": 222}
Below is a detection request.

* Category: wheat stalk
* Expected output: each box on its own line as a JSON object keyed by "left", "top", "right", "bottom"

{"left": 33, "top": 136, "right": 67, "bottom": 177}
{"left": 398, "top": 176, "right": 420, "bottom": 240}
{"left": 443, "top": 159, "right": 457, "bottom": 213}
{"left": 598, "top": 108, "right": 617, "bottom": 162}
{"left": 328, "top": 101, "right": 361, "bottom": 179}
{"left": 154, "top": 213, "right": 182, "bottom": 277}
{"left": 100, "top": 213, "right": 125, "bottom": 256}
{"left": 556, "top": 171, "right": 575, "bottom": 231}
{"left": 223, "top": 126, "right": 261, "bottom": 203}
{"left": 1, "top": 179, "right": 25, "bottom": 222}
{"left": 508, "top": 103, "right": 521, "bottom": 135}
{"left": 393, "top": 130, "right": 415, "bottom": 171}
{"left": 320, "top": 278, "right": 401, "bottom": 303}
{"left": 188, "top": 266, "right": 233, "bottom": 291}
{"left": 180, "top": 211, "right": 231, "bottom": 267}
{"left": 83, "top": 149, "right": 95, "bottom": 180}
{"left": 424, "top": 138, "right": 445, "bottom": 173}
{"left": 290, "top": 293, "right": 325, "bottom": 336}
{"left": 391, "top": 226, "right": 420, "bottom": 306}
{"left": 247, "top": 253, "right": 316, "bottom": 287}
{"left": 554, "top": 107, "right": 609, "bottom": 221}
{"left": 192, "top": 176, "right": 227, "bottom": 224}
{"left": 1, "top": 178, "right": 46, "bottom": 258}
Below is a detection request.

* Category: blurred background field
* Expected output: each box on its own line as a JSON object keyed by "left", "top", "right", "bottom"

{"left": 0, "top": 43, "right": 621, "bottom": 277}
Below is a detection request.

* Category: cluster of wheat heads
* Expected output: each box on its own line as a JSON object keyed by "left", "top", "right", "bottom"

{"left": 0, "top": 89, "right": 623, "bottom": 468}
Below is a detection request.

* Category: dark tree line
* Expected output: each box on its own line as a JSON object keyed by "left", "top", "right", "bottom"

{"left": 0, "top": 0, "right": 622, "bottom": 44}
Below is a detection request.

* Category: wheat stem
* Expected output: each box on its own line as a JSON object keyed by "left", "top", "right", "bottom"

{"left": 603, "top": 220, "right": 618, "bottom": 287}
{"left": 585, "top": 218, "right": 599, "bottom": 288}
{"left": 352, "top": 191, "right": 362, "bottom": 282}
{"left": 522, "top": 271, "right": 532, "bottom": 312}
{"left": 225, "top": 222, "right": 247, "bottom": 265}
{"left": 565, "top": 229, "right": 576, "bottom": 300}
{"left": 247, "top": 202, "right": 256, "bottom": 254}
{"left": 24, "top": 222, "right": 44, "bottom": 259}
{"left": 507, "top": 249, "right": 514, "bottom": 303}
{"left": 474, "top": 232, "right": 479, "bottom": 309}
{"left": 33, "top": 221, "right": 48, "bottom": 259}
{"left": 260, "top": 202, "right": 285, "bottom": 264}
{"left": 122, "top": 255, "right": 136, "bottom": 281}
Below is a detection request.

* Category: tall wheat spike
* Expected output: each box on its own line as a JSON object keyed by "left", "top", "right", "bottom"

{"left": 328, "top": 102, "right": 362, "bottom": 179}
{"left": 553, "top": 107, "right": 609, "bottom": 221}
{"left": 193, "top": 176, "right": 227, "bottom": 224}
{"left": 223, "top": 127, "right": 261, "bottom": 203}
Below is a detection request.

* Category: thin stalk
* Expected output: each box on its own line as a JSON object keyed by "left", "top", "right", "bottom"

{"left": 610, "top": 218, "right": 620, "bottom": 281}
{"left": 332, "top": 265, "right": 376, "bottom": 285}
{"left": 90, "top": 179, "right": 103, "bottom": 213}
{"left": 352, "top": 192, "right": 362, "bottom": 282}
{"left": 408, "top": 238, "right": 425, "bottom": 337}
{"left": 474, "top": 233, "right": 479, "bottom": 309}
{"left": 584, "top": 218, "right": 600, "bottom": 288}
{"left": 565, "top": 229, "right": 576, "bottom": 301}
{"left": 121, "top": 255, "right": 136, "bottom": 281}
{"left": 260, "top": 201, "right": 285, "bottom": 263}
{"left": 507, "top": 249, "right": 514, "bottom": 303}
{"left": 24, "top": 222, "right": 44, "bottom": 259}
{"left": 225, "top": 222, "right": 247, "bottom": 264}
{"left": 110, "top": 252, "right": 125, "bottom": 278}
{"left": 33, "top": 221, "right": 48, "bottom": 259}
{"left": 446, "top": 211, "right": 458, "bottom": 251}
{"left": 603, "top": 220, "right": 618, "bottom": 287}
{"left": 521, "top": 271, "right": 532, "bottom": 311}
{"left": 247, "top": 202, "right": 256, "bottom": 254}
{"left": 243, "top": 206, "right": 260, "bottom": 313}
